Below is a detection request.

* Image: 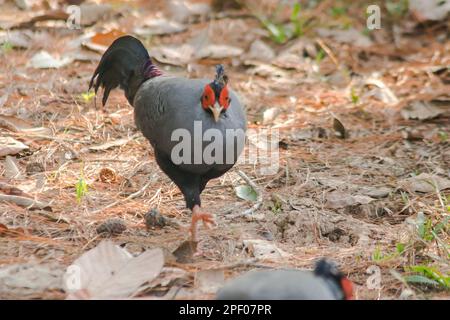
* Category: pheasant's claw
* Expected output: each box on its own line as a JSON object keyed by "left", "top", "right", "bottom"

{"left": 190, "top": 205, "right": 216, "bottom": 241}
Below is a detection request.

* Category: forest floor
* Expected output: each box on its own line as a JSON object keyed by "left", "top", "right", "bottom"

{"left": 0, "top": 0, "right": 449, "bottom": 299}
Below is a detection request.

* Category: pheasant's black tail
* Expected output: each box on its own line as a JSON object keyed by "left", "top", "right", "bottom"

{"left": 89, "top": 35, "right": 160, "bottom": 106}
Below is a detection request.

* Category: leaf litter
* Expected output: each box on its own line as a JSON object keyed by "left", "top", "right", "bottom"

{"left": 0, "top": 0, "right": 449, "bottom": 300}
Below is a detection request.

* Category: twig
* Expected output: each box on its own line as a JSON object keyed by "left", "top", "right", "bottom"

{"left": 228, "top": 171, "right": 263, "bottom": 218}
{"left": 315, "top": 38, "right": 339, "bottom": 67}
{"left": 83, "top": 158, "right": 130, "bottom": 163}
{"left": 91, "top": 180, "right": 152, "bottom": 214}
{"left": 0, "top": 194, "right": 51, "bottom": 210}
{"left": 6, "top": 132, "right": 87, "bottom": 144}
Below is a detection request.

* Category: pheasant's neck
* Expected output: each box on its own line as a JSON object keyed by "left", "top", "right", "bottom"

{"left": 143, "top": 60, "right": 163, "bottom": 79}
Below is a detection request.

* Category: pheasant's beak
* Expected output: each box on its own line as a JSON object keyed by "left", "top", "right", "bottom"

{"left": 210, "top": 103, "right": 223, "bottom": 122}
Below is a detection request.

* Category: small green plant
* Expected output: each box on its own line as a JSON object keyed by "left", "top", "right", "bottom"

{"left": 1, "top": 41, "right": 13, "bottom": 54}
{"left": 75, "top": 170, "right": 88, "bottom": 203}
{"left": 386, "top": 0, "right": 409, "bottom": 18}
{"left": 290, "top": 2, "right": 304, "bottom": 38}
{"left": 315, "top": 48, "right": 325, "bottom": 63}
{"left": 81, "top": 91, "right": 96, "bottom": 103}
{"left": 270, "top": 198, "right": 283, "bottom": 214}
{"left": 350, "top": 87, "right": 360, "bottom": 104}
{"left": 259, "top": 2, "right": 306, "bottom": 44}
{"left": 438, "top": 131, "right": 448, "bottom": 142}
{"left": 396, "top": 242, "right": 406, "bottom": 255}
{"left": 330, "top": 6, "right": 346, "bottom": 18}
{"left": 404, "top": 265, "right": 450, "bottom": 289}
{"left": 372, "top": 245, "right": 398, "bottom": 262}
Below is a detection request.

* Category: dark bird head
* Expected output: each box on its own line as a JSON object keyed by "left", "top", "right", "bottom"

{"left": 314, "top": 258, "right": 354, "bottom": 300}
{"left": 201, "top": 65, "right": 231, "bottom": 122}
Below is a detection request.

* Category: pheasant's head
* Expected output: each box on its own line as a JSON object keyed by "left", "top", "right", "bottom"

{"left": 314, "top": 259, "right": 354, "bottom": 300}
{"left": 201, "top": 65, "right": 230, "bottom": 122}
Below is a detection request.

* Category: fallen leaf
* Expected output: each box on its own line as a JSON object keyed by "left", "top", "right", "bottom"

{"left": 194, "top": 269, "right": 225, "bottom": 294}
{"left": 5, "top": 156, "right": 22, "bottom": 179}
{"left": 235, "top": 185, "right": 258, "bottom": 202}
{"left": 0, "top": 137, "right": 29, "bottom": 157}
{"left": 0, "top": 30, "right": 33, "bottom": 49}
{"left": 0, "top": 263, "right": 63, "bottom": 294}
{"left": 168, "top": 0, "right": 211, "bottom": 23}
{"left": 150, "top": 44, "right": 195, "bottom": 66}
{"left": 13, "top": 9, "right": 68, "bottom": 29}
{"left": 64, "top": 240, "right": 164, "bottom": 299}
{"left": 401, "top": 173, "right": 450, "bottom": 193}
{"left": 79, "top": 3, "right": 112, "bottom": 26}
{"left": 196, "top": 44, "right": 243, "bottom": 60}
{"left": 27, "top": 51, "right": 72, "bottom": 69}
{"left": 317, "top": 28, "right": 372, "bottom": 47}
{"left": 364, "top": 77, "right": 399, "bottom": 104}
{"left": 0, "top": 182, "right": 26, "bottom": 196}
{"left": 246, "top": 39, "right": 275, "bottom": 62}
{"left": 147, "top": 267, "right": 188, "bottom": 289}
{"left": 401, "top": 101, "right": 446, "bottom": 120}
{"left": 87, "top": 137, "right": 134, "bottom": 152}
{"left": 326, "top": 191, "right": 375, "bottom": 209}
{"left": 134, "top": 19, "right": 186, "bottom": 36}
{"left": 361, "top": 186, "right": 392, "bottom": 199}
{"left": 409, "top": 0, "right": 450, "bottom": 22}
{"left": 0, "top": 194, "right": 51, "bottom": 210}
{"left": 243, "top": 239, "right": 290, "bottom": 260}
{"left": 172, "top": 240, "right": 198, "bottom": 263}
{"left": 262, "top": 107, "right": 281, "bottom": 125}
{"left": 0, "top": 92, "right": 9, "bottom": 108}
{"left": 0, "top": 115, "right": 51, "bottom": 135}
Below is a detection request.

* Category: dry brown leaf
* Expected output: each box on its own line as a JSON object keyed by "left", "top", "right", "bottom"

{"left": 317, "top": 28, "right": 372, "bottom": 47}
{"left": 134, "top": 19, "right": 187, "bottom": 36}
{"left": 401, "top": 173, "right": 450, "bottom": 193}
{"left": 243, "top": 239, "right": 290, "bottom": 260}
{"left": 401, "top": 101, "right": 446, "bottom": 120}
{"left": 64, "top": 240, "right": 164, "bottom": 299}
{"left": 0, "top": 115, "right": 51, "bottom": 135}
{"left": 326, "top": 191, "right": 375, "bottom": 209}
{"left": 87, "top": 137, "right": 134, "bottom": 152}
{"left": 194, "top": 269, "right": 225, "bottom": 294}
{"left": 0, "top": 137, "right": 29, "bottom": 157}
{"left": 5, "top": 156, "right": 22, "bottom": 179}
{"left": 410, "top": 0, "right": 450, "bottom": 22}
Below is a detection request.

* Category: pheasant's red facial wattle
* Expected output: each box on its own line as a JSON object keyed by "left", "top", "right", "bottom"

{"left": 340, "top": 278, "right": 354, "bottom": 300}
{"left": 201, "top": 84, "right": 215, "bottom": 110}
{"left": 219, "top": 86, "right": 230, "bottom": 109}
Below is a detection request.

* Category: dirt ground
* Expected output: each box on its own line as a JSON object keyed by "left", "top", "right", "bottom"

{"left": 0, "top": 0, "right": 449, "bottom": 299}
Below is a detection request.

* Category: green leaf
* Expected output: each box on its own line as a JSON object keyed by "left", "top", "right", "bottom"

{"left": 407, "top": 265, "right": 450, "bottom": 288}
{"left": 75, "top": 177, "right": 88, "bottom": 203}
{"left": 290, "top": 2, "right": 301, "bottom": 21}
{"left": 235, "top": 185, "right": 258, "bottom": 202}
{"left": 404, "top": 275, "right": 440, "bottom": 286}
{"left": 350, "top": 87, "right": 359, "bottom": 104}
{"left": 396, "top": 243, "right": 405, "bottom": 254}
{"left": 315, "top": 49, "right": 325, "bottom": 63}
